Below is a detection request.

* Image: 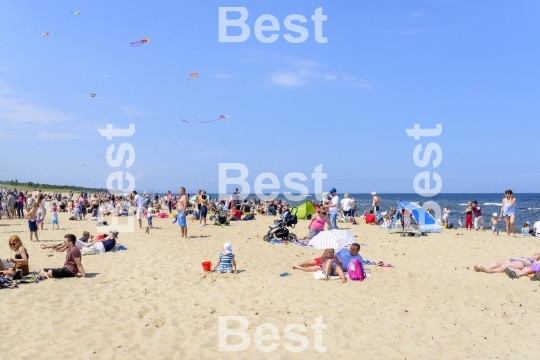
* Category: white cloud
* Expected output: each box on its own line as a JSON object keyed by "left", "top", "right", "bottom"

{"left": 270, "top": 73, "right": 304, "bottom": 87}
{"left": 0, "top": 86, "right": 75, "bottom": 124}
{"left": 323, "top": 73, "right": 337, "bottom": 81}
{"left": 36, "top": 132, "right": 82, "bottom": 140}
{"left": 355, "top": 80, "right": 372, "bottom": 89}
{"left": 120, "top": 105, "right": 145, "bottom": 118}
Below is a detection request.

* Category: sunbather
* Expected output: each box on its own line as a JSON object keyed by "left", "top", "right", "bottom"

{"left": 1, "top": 236, "right": 29, "bottom": 277}
{"left": 292, "top": 249, "right": 334, "bottom": 272}
{"left": 504, "top": 262, "right": 540, "bottom": 279}
{"left": 86, "top": 230, "right": 118, "bottom": 253}
{"left": 474, "top": 253, "right": 540, "bottom": 273}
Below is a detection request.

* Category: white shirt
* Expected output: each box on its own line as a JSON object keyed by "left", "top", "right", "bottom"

{"left": 534, "top": 221, "right": 540, "bottom": 235}
{"left": 340, "top": 198, "right": 352, "bottom": 211}
{"left": 135, "top": 195, "right": 144, "bottom": 210}
{"left": 328, "top": 195, "right": 339, "bottom": 215}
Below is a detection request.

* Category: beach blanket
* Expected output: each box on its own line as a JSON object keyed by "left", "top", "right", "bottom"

{"left": 16, "top": 273, "right": 40, "bottom": 284}
{"left": 313, "top": 269, "right": 372, "bottom": 280}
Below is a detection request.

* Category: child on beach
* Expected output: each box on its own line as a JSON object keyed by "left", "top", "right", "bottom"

{"left": 459, "top": 217, "right": 463, "bottom": 228}
{"left": 145, "top": 208, "right": 153, "bottom": 229}
{"left": 27, "top": 203, "right": 39, "bottom": 241}
{"left": 490, "top": 213, "right": 500, "bottom": 235}
{"left": 51, "top": 202, "right": 59, "bottom": 230}
{"left": 213, "top": 242, "right": 237, "bottom": 274}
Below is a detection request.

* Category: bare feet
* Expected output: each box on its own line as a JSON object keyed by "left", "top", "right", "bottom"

{"left": 474, "top": 266, "right": 482, "bottom": 272}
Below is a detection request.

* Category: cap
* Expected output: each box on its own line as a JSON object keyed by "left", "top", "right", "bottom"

{"left": 329, "top": 188, "right": 337, "bottom": 193}
{"left": 110, "top": 229, "right": 119, "bottom": 235}
{"left": 492, "top": 213, "right": 498, "bottom": 217}
{"left": 371, "top": 192, "right": 376, "bottom": 195}
{"left": 224, "top": 242, "right": 232, "bottom": 254}
{"left": 526, "top": 221, "right": 530, "bottom": 224}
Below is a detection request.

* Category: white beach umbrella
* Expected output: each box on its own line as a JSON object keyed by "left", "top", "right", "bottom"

{"left": 308, "top": 230, "right": 355, "bottom": 249}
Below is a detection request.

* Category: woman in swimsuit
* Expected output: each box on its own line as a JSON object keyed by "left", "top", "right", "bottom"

{"left": 1, "top": 236, "right": 30, "bottom": 277}
{"left": 474, "top": 253, "right": 540, "bottom": 273}
{"left": 499, "top": 189, "right": 516, "bottom": 236}
{"left": 292, "top": 249, "right": 335, "bottom": 272}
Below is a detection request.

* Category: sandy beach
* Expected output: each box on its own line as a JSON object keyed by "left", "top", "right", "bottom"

{"left": 2, "top": 211, "right": 540, "bottom": 359}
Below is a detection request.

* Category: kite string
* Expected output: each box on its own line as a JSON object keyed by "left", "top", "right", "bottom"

{"left": 194, "top": 81, "right": 262, "bottom": 174}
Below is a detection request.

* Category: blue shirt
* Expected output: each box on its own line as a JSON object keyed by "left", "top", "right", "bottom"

{"left": 336, "top": 248, "right": 363, "bottom": 271}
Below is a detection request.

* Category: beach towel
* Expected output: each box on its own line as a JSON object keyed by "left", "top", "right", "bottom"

{"left": 313, "top": 270, "right": 344, "bottom": 280}
{"left": 16, "top": 273, "right": 40, "bottom": 284}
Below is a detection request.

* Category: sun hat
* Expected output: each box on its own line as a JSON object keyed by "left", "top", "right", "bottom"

{"left": 329, "top": 188, "right": 337, "bottom": 193}
{"left": 371, "top": 192, "right": 376, "bottom": 195}
{"left": 224, "top": 242, "right": 232, "bottom": 254}
{"left": 492, "top": 213, "right": 498, "bottom": 217}
{"left": 526, "top": 221, "right": 530, "bottom": 224}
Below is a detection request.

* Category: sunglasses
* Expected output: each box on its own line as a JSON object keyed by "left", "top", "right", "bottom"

{"left": 9, "top": 242, "right": 17, "bottom": 246}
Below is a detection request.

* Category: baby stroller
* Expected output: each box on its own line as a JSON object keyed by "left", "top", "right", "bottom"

{"left": 210, "top": 210, "right": 229, "bottom": 226}
{"left": 263, "top": 208, "right": 298, "bottom": 242}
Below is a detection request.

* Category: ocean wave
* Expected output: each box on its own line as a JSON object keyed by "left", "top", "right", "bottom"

{"left": 483, "top": 203, "right": 502, "bottom": 206}
{"left": 528, "top": 208, "right": 540, "bottom": 210}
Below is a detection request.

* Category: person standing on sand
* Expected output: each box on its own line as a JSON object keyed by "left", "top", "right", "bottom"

{"left": 325, "top": 188, "right": 339, "bottom": 230}
{"left": 177, "top": 187, "right": 188, "bottom": 238}
{"left": 463, "top": 202, "right": 473, "bottom": 230}
{"left": 167, "top": 191, "right": 172, "bottom": 213}
{"left": 27, "top": 203, "right": 39, "bottom": 241}
{"left": 471, "top": 201, "right": 484, "bottom": 231}
{"left": 371, "top": 192, "right": 381, "bottom": 214}
{"left": 500, "top": 189, "right": 517, "bottom": 236}
{"left": 132, "top": 191, "right": 144, "bottom": 229}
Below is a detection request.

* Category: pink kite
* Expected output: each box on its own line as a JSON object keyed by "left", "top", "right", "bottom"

{"left": 42, "top": 32, "right": 49, "bottom": 37}
{"left": 180, "top": 115, "right": 229, "bottom": 124}
{"left": 130, "top": 38, "right": 150, "bottom": 47}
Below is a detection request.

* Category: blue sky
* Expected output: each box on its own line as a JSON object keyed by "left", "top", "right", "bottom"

{"left": 0, "top": 0, "right": 539, "bottom": 194}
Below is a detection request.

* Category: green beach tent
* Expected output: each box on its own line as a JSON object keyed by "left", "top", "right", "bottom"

{"left": 292, "top": 200, "right": 316, "bottom": 220}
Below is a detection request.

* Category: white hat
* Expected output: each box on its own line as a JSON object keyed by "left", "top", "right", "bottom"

{"left": 492, "top": 213, "right": 498, "bottom": 217}
{"left": 371, "top": 192, "right": 376, "bottom": 195}
{"left": 224, "top": 242, "right": 233, "bottom": 254}
{"left": 526, "top": 221, "right": 530, "bottom": 224}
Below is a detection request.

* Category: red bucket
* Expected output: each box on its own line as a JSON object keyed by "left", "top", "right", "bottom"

{"left": 202, "top": 261, "right": 212, "bottom": 272}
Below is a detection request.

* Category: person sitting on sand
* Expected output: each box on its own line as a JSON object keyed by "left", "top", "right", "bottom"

{"left": 305, "top": 208, "right": 333, "bottom": 239}
{"left": 212, "top": 242, "right": 237, "bottom": 274}
{"left": 324, "top": 243, "right": 364, "bottom": 283}
{"left": 86, "top": 230, "right": 118, "bottom": 254}
{"left": 474, "top": 253, "right": 540, "bottom": 274}
{"left": 293, "top": 249, "right": 335, "bottom": 272}
{"left": 39, "top": 234, "right": 86, "bottom": 279}
{"left": 364, "top": 209, "right": 376, "bottom": 224}
{"left": 0, "top": 236, "right": 30, "bottom": 277}
{"left": 322, "top": 250, "right": 347, "bottom": 282}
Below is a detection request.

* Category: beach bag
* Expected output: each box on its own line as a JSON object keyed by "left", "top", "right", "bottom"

{"left": 347, "top": 258, "right": 365, "bottom": 281}
{"left": 81, "top": 247, "right": 96, "bottom": 256}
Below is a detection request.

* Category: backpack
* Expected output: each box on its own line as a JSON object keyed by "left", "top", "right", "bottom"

{"left": 347, "top": 258, "right": 365, "bottom": 281}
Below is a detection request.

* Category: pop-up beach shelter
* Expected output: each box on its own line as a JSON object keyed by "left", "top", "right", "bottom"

{"left": 292, "top": 200, "right": 316, "bottom": 220}
{"left": 388, "top": 201, "right": 442, "bottom": 234}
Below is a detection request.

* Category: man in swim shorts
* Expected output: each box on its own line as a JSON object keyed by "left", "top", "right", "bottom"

{"left": 177, "top": 187, "right": 188, "bottom": 238}
{"left": 371, "top": 192, "right": 381, "bottom": 214}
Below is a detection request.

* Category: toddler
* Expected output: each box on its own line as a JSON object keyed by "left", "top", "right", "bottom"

{"left": 51, "top": 202, "right": 59, "bottom": 230}
{"left": 212, "top": 242, "right": 237, "bottom": 274}
{"left": 489, "top": 213, "right": 500, "bottom": 235}
{"left": 27, "top": 203, "right": 39, "bottom": 241}
{"left": 145, "top": 208, "right": 153, "bottom": 229}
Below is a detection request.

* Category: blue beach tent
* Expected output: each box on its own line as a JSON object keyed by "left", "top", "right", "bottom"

{"left": 388, "top": 201, "right": 442, "bottom": 234}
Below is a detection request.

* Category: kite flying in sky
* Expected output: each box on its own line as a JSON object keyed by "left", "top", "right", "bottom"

{"left": 90, "top": 93, "right": 97, "bottom": 97}
{"left": 130, "top": 38, "right": 150, "bottom": 47}
{"left": 180, "top": 115, "right": 229, "bottom": 124}
{"left": 186, "top": 72, "right": 199, "bottom": 81}
{"left": 71, "top": 11, "right": 81, "bottom": 15}
{"left": 96, "top": 154, "right": 110, "bottom": 158}
{"left": 42, "top": 32, "right": 49, "bottom": 37}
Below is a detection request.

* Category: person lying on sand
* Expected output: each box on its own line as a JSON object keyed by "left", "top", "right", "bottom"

{"left": 86, "top": 230, "right": 118, "bottom": 254}
{"left": 474, "top": 253, "right": 540, "bottom": 273}
{"left": 293, "top": 249, "right": 334, "bottom": 272}
{"left": 212, "top": 242, "right": 237, "bottom": 274}
{"left": 504, "top": 262, "right": 540, "bottom": 280}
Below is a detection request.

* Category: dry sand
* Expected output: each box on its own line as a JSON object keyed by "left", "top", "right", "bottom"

{"left": 1, "top": 212, "right": 540, "bottom": 359}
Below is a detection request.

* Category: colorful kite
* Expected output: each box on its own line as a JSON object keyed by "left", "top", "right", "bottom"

{"left": 180, "top": 115, "right": 229, "bottom": 124}
{"left": 42, "top": 32, "right": 49, "bottom": 37}
{"left": 96, "top": 154, "right": 110, "bottom": 158}
{"left": 71, "top": 11, "right": 81, "bottom": 15}
{"left": 186, "top": 72, "right": 199, "bottom": 81}
{"left": 90, "top": 93, "right": 97, "bottom": 97}
{"left": 130, "top": 38, "right": 150, "bottom": 47}
{"left": 104, "top": 75, "right": 109, "bottom": 78}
